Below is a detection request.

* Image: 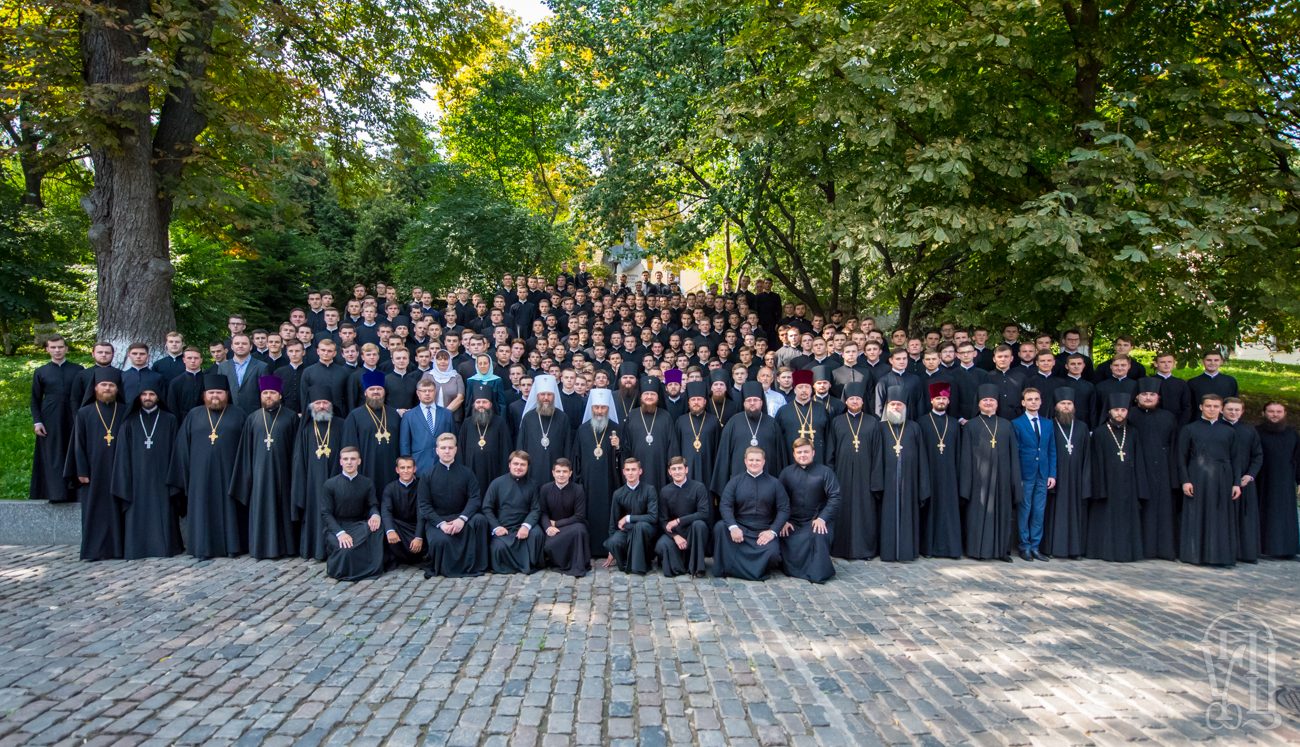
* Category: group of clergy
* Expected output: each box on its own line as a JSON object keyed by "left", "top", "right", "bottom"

{"left": 29, "top": 272, "right": 1300, "bottom": 582}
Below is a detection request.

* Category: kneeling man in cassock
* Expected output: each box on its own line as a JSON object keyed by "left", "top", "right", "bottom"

{"left": 321, "top": 446, "right": 385, "bottom": 581}
{"left": 712, "top": 447, "right": 791, "bottom": 580}
{"left": 779, "top": 438, "right": 841, "bottom": 583}
{"left": 655, "top": 457, "right": 711, "bottom": 577}
{"left": 418, "top": 434, "right": 490, "bottom": 577}
{"left": 381, "top": 456, "right": 426, "bottom": 569}
{"left": 483, "top": 451, "right": 545, "bottom": 573}
{"left": 605, "top": 457, "right": 659, "bottom": 574}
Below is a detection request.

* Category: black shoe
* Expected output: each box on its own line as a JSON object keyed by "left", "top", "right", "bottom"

{"left": 1019, "top": 551, "right": 1033, "bottom": 562}
{"left": 1032, "top": 550, "right": 1051, "bottom": 562}
{"left": 998, "top": 555, "right": 1014, "bottom": 562}
{"left": 423, "top": 570, "right": 434, "bottom": 580}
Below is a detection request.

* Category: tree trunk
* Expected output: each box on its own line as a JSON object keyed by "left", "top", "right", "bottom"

{"left": 81, "top": 1, "right": 177, "bottom": 364}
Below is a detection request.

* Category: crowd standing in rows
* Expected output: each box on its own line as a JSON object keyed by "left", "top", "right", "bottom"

{"left": 31, "top": 264, "right": 1300, "bottom": 582}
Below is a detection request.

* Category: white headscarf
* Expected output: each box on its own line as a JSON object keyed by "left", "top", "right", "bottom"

{"left": 581, "top": 387, "right": 619, "bottom": 425}
{"left": 521, "top": 374, "right": 563, "bottom": 417}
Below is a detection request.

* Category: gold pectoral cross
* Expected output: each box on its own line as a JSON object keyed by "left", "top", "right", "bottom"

{"left": 893, "top": 442, "right": 902, "bottom": 457}
{"left": 989, "top": 437, "right": 997, "bottom": 449}
{"left": 103, "top": 432, "right": 114, "bottom": 446}
{"left": 209, "top": 431, "right": 219, "bottom": 445}
{"left": 852, "top": 437, "right": 860, "bottom": 452}
{"left": 315, "top": 446, "right": 331, "bottom": 459}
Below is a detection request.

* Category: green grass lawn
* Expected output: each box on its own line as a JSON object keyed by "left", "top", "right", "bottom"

{"left": 2, "top": 352, "right": 1298, "bottom": 499}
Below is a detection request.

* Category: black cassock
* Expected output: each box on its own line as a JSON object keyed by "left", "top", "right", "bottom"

{"left": 298, "top": 362, "right": 351, "bottom": 415}
{"left": 1177, "top": 418, "right": 1241, "bottom": 566}
{"left": 712, "top": 472, "right": 790, "bottom": 581}
{"left": 112, "top": 408, "right": 183, "bottom": 558}
{"left": 539, "top": 481, "right": 590, "bottom": 576}
{"left": 605, "top": 483, "right": 659, "bottom": 574}
{"left": 871, "top": 420, "right": 930, "bottom": 562}
{"left": 457, "top": 414, "right": 512, "bottom": 492}
{"left": 1129, "top": 407, "right": 1180, "bottom": 559}
{"left": 655, "top": 479, "right": 711, "bottom": 577}
{"left": 381, "top": 478, "right": 426, "bottom": 568}
{"left": 1257, "top": 422, "right": 1300, "bottom": 558}
{"left": 1086, "top": 421, "right": 1148, "bottom": 561}
{"left": 828, "top": 411, "right": 882, "bottom": 560}
{"left": 483, "top": 473, "right": 544, "bottom": 573}
{"left": 775, "top": 400, "right": 833, "bottom": 465}
{"left": 572, "top": 420, "right": 622, "bottom": 556}
{"left": 30, "top": 359, "right": 82, "bottom": 502}
{"left": 418, "top": 461, "right": 489, "bottom": 577}
{"left": 620, "top": 407, "right": 677, "bottom": 490}
{"left": 168, "top": 405, "right": 248, "bottom": 559}
{"left": 919, "top": 412, "right": 962, "bottom": 559}
{"left": 674, "top": 411, "right": 721, "bottom": 494}
{"left": 342, "top": 404, "right": 401, "bottom": 491}
{"left": 779, "top": 463, "right": 841, "bottom": 583}
{"left": 959, "top": 415, "right": 1022, "bottom": 560}
{"left": 707, "top": 397, "right": 740, "bottom": 428}
{"left": 65, "top": 402, "right": 124, "bottom": 560}
{"left": 1228, "top": 420, "right": 1264, "bottom": 563}
{"left": 1042, "top": 420, "right": 1089, "bottom": 559}
{"left": 517, "top": 410, "right": 573, "bottom": 482}
{"left": 710, "top": 412, "right": 786, "bottom": 495}
{"left": 321, "top": 473, "right": 384, "bottom": 581}
{"left": 167, "top": 371, "right": 205, "bottom": 417}
{"left": 229, "top": 407, "right": 299, "bottom": 559}
{"left": 290, "top": 416, "right": 342, "bottom": 561}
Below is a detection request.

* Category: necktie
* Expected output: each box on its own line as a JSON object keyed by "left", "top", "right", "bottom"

{"left": 1031, "top": 417, "right": 1040, "bottom": 439}
{"left": 425, "top": 405, "right": 435, "bottom": 433}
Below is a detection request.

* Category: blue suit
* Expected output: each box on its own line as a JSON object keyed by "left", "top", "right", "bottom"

{"left": 1012, "top": 412, "right": 1056, "bottom": 553}
{"left": 400, "top": 403, "right": 456, "bottom": 473}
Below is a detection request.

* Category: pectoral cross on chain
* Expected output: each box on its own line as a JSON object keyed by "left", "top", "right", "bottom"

{"left": 1117, "top": 449, "right": 1126, "bottom": 462}
{"left": 264, "top": 434, "right": 275, "bottom": 450}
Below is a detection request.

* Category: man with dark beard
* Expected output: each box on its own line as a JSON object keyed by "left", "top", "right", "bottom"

{"left": 457, "top": 385, "right": 512, "bottom": 492}
{"left": 342, "top": 371, "right": 401, "bottom": 490}
{"left": 620, "top": 376, "right": 677, "bottom": 491}
{"left": 1177, "top": 394, "right": 1241, "bottom": 566}
{"left": 1086, "top": 393, "right": 1148, "bottom": 561}
{"left": 516, "top": 374, "right": 572, "bottom": 479}
{"left": 575, "top": 388, "right": 622, "bottom": 561}
{"left": 1041, "top": 389, "right": 1089, "bottom": 559}
{"left": 873, "top": 387, "right": 930, "bottom": 561}
{"left": 776, "top": 369, "right": 833, "bottom": 465}
{"left": 959, "top": 384, "right": 1021, "bottom": 561}
{"left": 1256, "top": 402, "right": 1299, "bottom": 558}
{"left": 1128, "top": 379, "right": 1179, "bottom": 559}
{"left": 707, "top": 368, "right": 739, "bottom": 425}
{"left": 779, "top": 439, "right": 841, "bottom": 582}
{"left": 291, "top": 388, "right": 343, "bottom": 561}
{"left": 674, "top": 381, "right": 721, "bottom": 514}
{"left": 828, "top": 381, "right": 881, "bottom": 560}
{"left": 169, "top": 374, "right": 248, "bottom": 560}
{"left": 920, "top": 382, "right": 962, "bottom": 559}
{"left": 615, "top": 362, "right": 640, "bottom": 422}
{"left": 229, "top": 376, "right": 299, "bottom": 559}
{"left": 112, "top": 383, "right": 183, "bottom": 558}
{"left": 1223, "top": 397, "right": 1263, "bottom": 563}
{"left": 65, "top": 367, "right": 125, "bottom": 560}
{"left": 712, "top": 382, "right": 786, "bottom": 494}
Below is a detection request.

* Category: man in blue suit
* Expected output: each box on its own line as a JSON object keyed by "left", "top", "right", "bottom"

{"left": 401, "top": 378, "right": 456, "bottom": 472}
{"left": 1013, "top": 387, "right": 1055, "bottom": 561}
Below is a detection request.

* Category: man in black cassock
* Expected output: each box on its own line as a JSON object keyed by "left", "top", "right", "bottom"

{"left": 30, "top": 335, "right": 82, "bottom": 502}
{"left": 483, "top": 451, "right": 545, "bottom": 573}
{"left": 342, "top": 370, "right": 401, "bottom": 491}
{"left": 166, "top": 348, "right": 206, "bottom": 416}
{"left": 419, "top": 435, "right": 490, "bottom": 578}
{"left": 1223, "top": 397, "right": 1263, "bottom": 563}
{"left": 873, "top": 386, "right": 930, "bottom": 562}
{"left": 779, "top": 439, "right": 841, "bottom": 583}
{"left": 812, "top": 365, "right": 847, "bottom": 419}
{"left": 1092, "top": 355, "right": 1138, "bottom": 425}
{"left": 959, "top": 384, "right": 1022, "bottom": 561}
{"left": 614, "top": 362, "right": 641, "bottom": 422}
{"left": 298, "top": 338, "right": 350, "bottom": 414}
{"left": 1041, "top": 389, "right": 1089, "bottom": 559}
{"left": 169, "top": 374, "right": 248, "bottom": 560}
{"left": 112, "top": 384, "right": 183, "bottom": 558}
{"left": 776, "top": 369, "right": 833, "bottom": 465}
{"left": 65, "top": 367, "right": 125, "bottom": 560}
{"left": 920, "top": 382, "right": 962, "bottom": 559}
{"left": 605, "top": 458, "right": 659, "bottom": 574}
{"left": 707, "top": 369, "right": 739, "bottom": 426}
{"left": 539, "top": 459, "right": 590, "bottom": 577}
{"left": 873, "top": 348, "right": 924, "bottom": 419}
{"left": 1187, "top": 351, "right": 1238, "bottom": 405}
{"left": 674, "top": 381, "right": 721, "bottom": 501}
{"left": 1177, "top": 394, "right": 1242, "bottom": 566}
{"left": 573, "top": 388, "right": 621, "bottom": 561}
{"left": 1086, "top": 393, "right": 1148, "bottom": 561}
{"left": 291, "top": 387, "right": 342, "bottom": 561}
{"left": 712, "top": 447, "right": 790, "bottom": 581}
{"left": 1129, "top": 379, "right": 1180, "bottom": 560}
{"left": 655, "top": 457, "right": 711, "bottom": 577}
{"left": 321, "top": 447, "right": 384, "bottom": 581}
{"left": 458, "top": 385, "right": 511, "bottom": 491}
{"left": 229, "top": 376, "right": 299, "bottom": 559}
{"left": 828, "top": 381, "right": 881, "bottom": 560}
{"left": 619, "top": 376, "right": 677, "bottom": 491}
{"left": 1256, "top": 402, "right": 1299, "bottom": 558}
{"left": 661, "top": 369, "right": 687, "bottom": 422}
{"left": 68, "top": 341, "right": 115, "bottom": 415}
{"left": 516, "top": 374, "right": 572, "bottom": 480}
{"left": 711, "top": 381, "right": 785, "bottom": 495}
{"left": 381, "top": 456, "right": 426, "bottom": 569}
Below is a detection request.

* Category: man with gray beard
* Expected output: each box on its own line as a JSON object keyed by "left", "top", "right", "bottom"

{"left": 872, "top": 387, "right": 930, "bottom": 561}
{"left": 575, "top": 388, "right": 622, "bottom": 560}
{"left": 457, "top": 385, "right": 512, "bottom": 492}
{"left": 291, "top": 387, "right": 343, "bottom": 560}
{"left": 516, "top": 374, "right": 572, "bottom": 480}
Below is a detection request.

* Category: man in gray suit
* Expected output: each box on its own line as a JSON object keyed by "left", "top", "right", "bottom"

{"left": 217, "top": 333, "right": 269, "bottom": 414}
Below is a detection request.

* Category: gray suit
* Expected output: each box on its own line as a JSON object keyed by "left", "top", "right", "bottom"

{"left": 217, "top": 357, "right": 269, "bottom": 413}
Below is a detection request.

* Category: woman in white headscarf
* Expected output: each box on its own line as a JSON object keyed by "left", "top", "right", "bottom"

{"left": 425, "top": 349, "right": 464, "bottom": 419}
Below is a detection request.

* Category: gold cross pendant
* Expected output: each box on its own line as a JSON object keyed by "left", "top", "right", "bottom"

{"left": 937, "top": 441, "right": 945, "bottom": 454}
{"left": 209, "top": 431, "right": 219, "bottom": 444}
{"left": 989, "top": 438, "right": 997, "bottom": 448}
{"left": 851, "top": 437, "right": 860, "bottom": 453}
{"left": 893, "top": 443, "right": 902, "bottom": 457}
{"left": 1117, "top": 450, "right": 1126, "bottom": 462}
{"left": 103, "top": 432, "right": 114, "bottom": 446}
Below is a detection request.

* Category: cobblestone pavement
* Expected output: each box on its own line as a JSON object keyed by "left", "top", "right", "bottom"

{"left": 1, "top": 546, "right": 1298, "bottom": 746}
